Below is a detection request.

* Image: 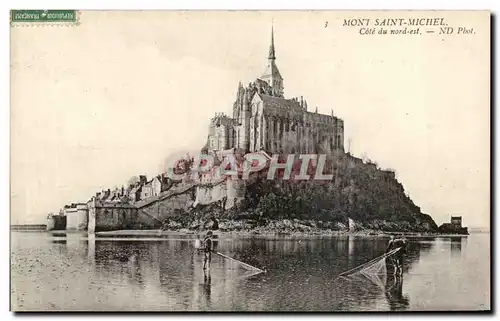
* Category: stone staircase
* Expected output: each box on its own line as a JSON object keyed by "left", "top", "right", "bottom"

{"left": 135, "top": 182, "right": 197, "bottom": 209}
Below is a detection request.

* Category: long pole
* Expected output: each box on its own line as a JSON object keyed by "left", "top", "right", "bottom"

{"left": 214, "top": 251, "right": 264, "bottom": 273}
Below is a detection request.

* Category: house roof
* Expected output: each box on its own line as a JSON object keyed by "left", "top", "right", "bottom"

{"left": 256, "top": 94, "right": 302, "bottom": 115}
{"left": 261, "top": 25, "right": 282, "bottom": 80}
{"left": 261, "top": 60, "right": 283, "bottom": 81}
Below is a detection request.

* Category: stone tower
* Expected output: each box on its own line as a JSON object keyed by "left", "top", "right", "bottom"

{"left": 237, "top": 89, "right": 251, "bottom": 151}
{"left": 260, "top": 24, "right": 284, "bottom": 97}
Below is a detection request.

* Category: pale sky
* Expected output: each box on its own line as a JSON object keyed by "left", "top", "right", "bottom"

{"left": 11, "top": 11, "right": 490, "bottom": 227}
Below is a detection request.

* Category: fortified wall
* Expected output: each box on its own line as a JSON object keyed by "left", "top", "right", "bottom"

{"left": 87, "top": 198, "right": 160, "bottom": 233}
{"left": 135, "top": 176, "right": 247, "bottom": 223}
{"left": 194, "top": 177, "right": 246, "bottom": 210}
{"left": 64, "top": 203, "right": 88, "bottom": 231}
{"left": 46, "top": 215, "right": 67, "bottom": 231}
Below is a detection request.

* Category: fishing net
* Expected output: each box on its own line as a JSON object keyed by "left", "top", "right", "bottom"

{"left": 349, "top": 269, "right": 387, "bottom": 290}
{"left": 338, "top": 247, "right": 401, "bottom": 278}
{"left": 215, "top": 252, "right": 264, "bottom": 273}
{"left": 337, "top": 247, "right": 401, "bottom": 291}
{"left": 358, "top": 256, "right": 388, "bottom": 289}
{"left": 359, "top": 256, "right": 387, "bottom": 277}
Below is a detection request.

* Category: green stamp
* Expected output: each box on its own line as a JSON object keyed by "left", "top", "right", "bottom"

{"left": 11, "top": 10, "right": 79, "bottom": 26}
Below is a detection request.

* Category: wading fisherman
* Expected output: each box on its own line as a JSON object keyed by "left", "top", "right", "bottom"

{"left": 386, "top": 234, "right": 408, "bottom": 275}
{"left": 203, "top": 231, "right": 214, "bottom": 270}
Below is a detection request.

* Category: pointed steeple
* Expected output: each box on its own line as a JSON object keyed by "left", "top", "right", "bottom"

{"left": 260, "top": 21, "right": 284, "bottom": 97}
{"left": 268, "top": 22, "right": 276, "bottom": 60}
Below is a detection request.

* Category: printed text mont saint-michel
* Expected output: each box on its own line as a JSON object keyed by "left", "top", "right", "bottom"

{"left": 343, "top": 18, "right": 447, "bottom": 27}
{"left": 342, "top": 17, "right": 475, "bottom": 36}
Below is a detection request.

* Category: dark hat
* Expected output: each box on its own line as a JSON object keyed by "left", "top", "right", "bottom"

{"left": 206, "top": 231, "right": 213, "bottom": 236}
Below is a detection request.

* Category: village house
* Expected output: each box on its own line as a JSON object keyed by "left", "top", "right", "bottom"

{"left": 128, "top": 184, "right": 142, "bottom": 202}
{"left": 141, "top": 176, "right": 162, "bottom": 199}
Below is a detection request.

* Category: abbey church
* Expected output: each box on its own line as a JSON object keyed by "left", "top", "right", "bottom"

{"left": 205, "top": 26, "right": 345, "bottom": 155}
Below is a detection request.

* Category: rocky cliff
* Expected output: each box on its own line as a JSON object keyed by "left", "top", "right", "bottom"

{"left": 239, "top": 152, "right": 438, "bottom": 232}
{"left": 143, "top": 152, "right": 438, "bottom": 233}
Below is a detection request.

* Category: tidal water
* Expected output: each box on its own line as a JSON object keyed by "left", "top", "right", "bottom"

{"left": 11, "top": 231, "right": 490, "bottom": 311}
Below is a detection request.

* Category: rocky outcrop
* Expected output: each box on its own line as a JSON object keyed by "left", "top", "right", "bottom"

{"left": 158, "top": 217, "right": 437, "bottom": 236}
{"left": 146, "top": 152, "right": 438, "bottom": 233}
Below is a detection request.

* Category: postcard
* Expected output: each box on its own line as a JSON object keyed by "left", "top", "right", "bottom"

{"left": 10, "top": 10, "right": 490, "bottom": 312}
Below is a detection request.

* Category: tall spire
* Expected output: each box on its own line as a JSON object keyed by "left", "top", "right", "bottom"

{"left": 268, "top": 22, "right": 276, "bottom": 60}
{"left": 260, "top": 20, "right": 283, "bottom": 97}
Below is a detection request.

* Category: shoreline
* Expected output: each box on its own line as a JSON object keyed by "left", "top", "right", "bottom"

{"left": 91, "top": 229, "right": 470, "bottom": 238}
{"left": 13, "top": 228, "right": 472, "bottom": 238}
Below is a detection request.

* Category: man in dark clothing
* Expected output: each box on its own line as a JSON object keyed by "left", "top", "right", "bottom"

{"left": 203, "top": 231, "right": 213, "bottom": 270}
{"left": 386, "top": 235, "right": 408, "bottom": 275}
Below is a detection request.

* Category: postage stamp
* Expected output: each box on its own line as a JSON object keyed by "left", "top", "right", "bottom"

{"left": 10, "top": 10, "right": 79, "bottom": 27}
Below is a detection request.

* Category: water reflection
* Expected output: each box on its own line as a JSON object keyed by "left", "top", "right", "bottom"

{"left": 50, "top": 233, "right": 68, "bottom": 254}
{"left": 50, "top": 232, "right": 67, "bottom": 238}
{"left": 88, "top": 235, "right": 434, "bottom": 310}
{"left": 87, "top": 234, "right": 95, "bottom": 263}
{"left": 450, "top": 237, "right": 463, "bottom": 254}
{"left": 51, "top": 239, "right": 67, "bottom": 245}
{"left": 385, "top": 274, "right": 410, "bottom": 311}
{"left": 127, "top": 251, "right": 142, "bottom": 286}
{"left": 11, "top": 231, "right": 489, "bottom": 311}
{"left": 203, "top": 269, "right": 212, "bottom": 308}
